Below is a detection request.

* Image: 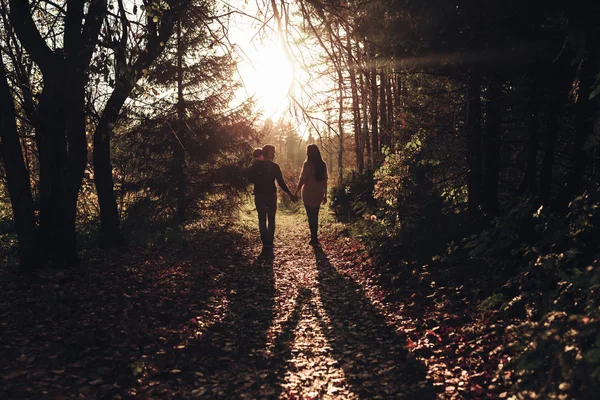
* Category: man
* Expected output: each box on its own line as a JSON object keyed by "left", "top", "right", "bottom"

{"left": 249, "top": 144, "right": 297, "bottom": 250}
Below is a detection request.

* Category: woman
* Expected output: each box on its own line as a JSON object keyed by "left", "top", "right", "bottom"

{"left": 294, "top": 144, "right": 328, "bottom": 245}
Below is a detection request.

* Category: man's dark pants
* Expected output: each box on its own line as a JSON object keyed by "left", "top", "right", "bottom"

{"left": 255, "top": 192, "right": 277, "bottom": 246}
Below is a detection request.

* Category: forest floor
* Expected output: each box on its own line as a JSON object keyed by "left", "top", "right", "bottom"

{"left": 0, "top": 206, "right": 509, "bottom": 399}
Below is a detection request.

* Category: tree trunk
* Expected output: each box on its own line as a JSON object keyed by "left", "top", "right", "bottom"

{"left": 347, "top": 33, "right": 363, "bottom": 173}
{"left": 394, "top": 73, "right": 402, "bottom": 149}
{"left": 337, "top": 74, "right": 345, "bottom": 183}
{"left": 379, "top": 71, "right": 387, "bottom": 150}
{"left": 37, "top": 67, "right": 71, "bottom": 266}
{"left": 482, "top": 74, "right": 502, "bottom": 215}
{"left": 8, "top": 0, "right": 108, "bottom": 267}
{"left": 370, "top": 52, "right": 379, "bottom": 160}
{"left": 386, "top": 72, "right": 394, "bottom": 149}
{"left": 63, "top": 70, "right": 88, "bottom": 266}
{"left": 175, "top": 20, "right": 187, "bottom": 222}
{"left": 466, "top": 72, "right": 483, "bottom": 218}
{"left": 93, "top": 93, "right": 127, "bottom": 247}
{"left": 0, "top": 57, "right": 38, "bottom": 270}
{"left": 555, "top": 58, "right": 598, "bottom": 210}
{"left": 23, "top": 73, "right": 70, "bottom": 270}
{"left": 394, "top": 71, "right": 401, "bottom": 110}
{"left": 359, "top": 67, "right": 371, "bottom": 170}
{"left": 518, "top": 81, "right": 540, "bottom": 195}
{"left": 362, "top": 96, "right": 370, "bottom": 171}
{"left": 539, "top": 77, "right": 566, "bottom": 205}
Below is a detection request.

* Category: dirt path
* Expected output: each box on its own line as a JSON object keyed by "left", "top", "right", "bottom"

{"left": 0, "top": 210, "right": 438, "bottom": 399}
{"left": 173, "top": 211, "right": 435, "bottom": 399}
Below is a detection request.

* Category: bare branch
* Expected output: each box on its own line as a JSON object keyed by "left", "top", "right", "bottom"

{"left": 9, "top": 0, "right": 60, "bottom": 73}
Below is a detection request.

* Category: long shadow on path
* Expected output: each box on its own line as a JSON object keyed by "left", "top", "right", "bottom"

{"left": 315, "top": 246, "right": 436, "bottom": 399}
{"left": 164, "top": 250, "right": 279, "bottom": 398}
{"left": 164, "top": 250, "right": 311, "bottom": 399}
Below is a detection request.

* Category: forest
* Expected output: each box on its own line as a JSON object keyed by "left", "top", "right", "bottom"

{"left": 1, "top": 0, "right": 600, "bottom": 398}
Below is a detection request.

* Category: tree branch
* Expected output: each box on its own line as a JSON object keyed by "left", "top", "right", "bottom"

{"left": 79, "top": 0, "right": 107, "bottom": 70}
{"left": 64, "top": 0, "right": 84, "bottom": 59}
{"left": 9, "top": 0, "right": 59, "bottom": 73}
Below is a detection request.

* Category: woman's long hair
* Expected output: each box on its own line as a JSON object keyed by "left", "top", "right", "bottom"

{"left": 307, "top": 144, "right": 326, "bottom": 181}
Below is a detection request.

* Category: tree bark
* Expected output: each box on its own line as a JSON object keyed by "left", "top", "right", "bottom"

{"left": 0, "top": 57, "right": 38, "bottom": 270}
{"left": 337, "top": 65, "right": 345, "bottom": 183}
{"left": 9, "top": 0, "right": 67, "bottom": 265}
{"left": 362, "top": 93, "right": 370, "bottom": 171}
{"left": 555, "top": 57, "right": 598, "bottom": 210}
{"left": 347, "top": 33, "right": 363, "bottom": 173}
{"left": 369, "top": 50, "right": 379, "bottom": 160}
{"left": 93, "top": 93, "right": 127, "bottom": 248}
{"left": 175, "top": 20, "right": 187, "bottom": 222}
{"left": 394, "top": 73, "right": 403, "bottom": 149}
{"left": 359, "top": 62, "right": 371, "bottom": 170}
{"left": 518, "top": 81, "right": 540, "bottom": 195}
{"left": 38, "top": 68, "right": 72, "bottom": 265}
{"left": 9, "top": 0, "right": 106, "bottom": 267}
{"left": 466, "top": 72, "right": 483, "bottom": 218}
{"left": 379, "top": 70, "right": 387, "bottom": 150}
{"left": 63, "top": 75, "right": 88, "bottom": 266}
{"left": 386, "top": 72, "right": 394, "bottom": 149}
{"left": 482, "top": 74, "right": 502, "bottom": 215}
{"left": 61, "top": 0, "right": 105, "bottom": 264}
{"left": 539, "top": 75, "right": 567, "bottom": 205}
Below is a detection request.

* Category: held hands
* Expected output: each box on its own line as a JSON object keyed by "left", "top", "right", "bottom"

{"left": 289, "top": 193, "right": 299, "bottom": 202}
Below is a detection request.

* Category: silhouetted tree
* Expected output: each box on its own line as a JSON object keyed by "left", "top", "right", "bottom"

{"left": 0, "top": 57, "right": 37, "bottom": 270}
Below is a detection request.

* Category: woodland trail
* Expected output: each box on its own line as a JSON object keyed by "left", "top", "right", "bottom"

{"left": 179, "top": 211, "right": 435, "bottom": 399}
{"left": 0, "top": 210, "right": 440, "bottom": 399}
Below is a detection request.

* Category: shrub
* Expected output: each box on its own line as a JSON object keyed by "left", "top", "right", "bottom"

{"left": 330, "top": 170, "right": 376, "bottom": 219}
{"left": 448, "top": 189, "right": 600, "bottom": 397}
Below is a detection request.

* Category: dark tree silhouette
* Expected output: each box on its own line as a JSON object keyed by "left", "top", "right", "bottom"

{"left": 92, "top": 0, "right": 192, "bottom": 246}
{"left": 8, "top": 0, "right": 106, "bottom": 266}
{"left": 0, "top": 57, "right": 37, "bottom": 270}
{"left": 1, "top": 1, "right": 193, "bottom": 267}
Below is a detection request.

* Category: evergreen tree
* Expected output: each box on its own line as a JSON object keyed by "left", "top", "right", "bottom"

{"left": 112, "top": 0, "right": 257, "bottom": 222}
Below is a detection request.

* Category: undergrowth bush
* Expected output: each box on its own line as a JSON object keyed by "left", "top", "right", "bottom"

{"left": 330, "top": 170, "right": 376, "bottom": 219}
{"left": 446, "top": 190, "right": 600, "bottom": 397}
{"left": 331, "top": 141, "right": 465, "bottom": 262}
{"left": 334, "top": 140, "right": 600, "bottom": 396}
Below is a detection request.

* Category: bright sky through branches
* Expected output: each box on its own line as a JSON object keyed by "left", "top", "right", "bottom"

{"left": 225, "top": 0, "right": 295, "bottom": 119}
{"left": 222, "top": 0, "right": 338, "bottom": 143}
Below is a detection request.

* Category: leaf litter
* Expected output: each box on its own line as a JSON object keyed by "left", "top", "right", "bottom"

{"left": 1, "top": 213, "right": 506, "bottom": 398}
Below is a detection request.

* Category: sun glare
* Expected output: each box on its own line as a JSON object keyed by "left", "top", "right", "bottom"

{"left": 244, "top": 44, "right": 295, "bottom": 118}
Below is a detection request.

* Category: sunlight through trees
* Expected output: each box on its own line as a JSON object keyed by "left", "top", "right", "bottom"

{"left": 1, "top": 1, "right": 600, "bottom": 397}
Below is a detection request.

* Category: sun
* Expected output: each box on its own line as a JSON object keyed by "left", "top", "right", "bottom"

{"left": 243, "top": 44, "right": 295, "bottom": 118}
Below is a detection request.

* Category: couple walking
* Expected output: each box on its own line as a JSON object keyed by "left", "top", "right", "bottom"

{"left": 249, "top": 144, "right": 328, "bottom": 250}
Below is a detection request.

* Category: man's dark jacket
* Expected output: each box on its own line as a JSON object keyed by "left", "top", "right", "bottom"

{"left": 248, "top": 160, "right": 290, "bottom": 194}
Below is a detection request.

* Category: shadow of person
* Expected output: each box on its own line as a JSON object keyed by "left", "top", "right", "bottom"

{"left": 314, "top": 246, "right": 436, "bottom": 399}
{"left": 266, "top": 288, "right": 313, "bottom": 391}
{"left": 127, "top": 245, "right": 316, "bottom": 399}
{"left": 191, "top": 253, "right": 320, "bottom": 397}
{"left": 160, "top": 251, "right": 279, "bottom": 398}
